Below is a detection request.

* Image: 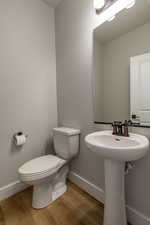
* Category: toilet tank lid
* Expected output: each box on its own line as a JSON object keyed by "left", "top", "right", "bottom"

{"left": 53, "top": 127, "right": 80, "bottom": 136}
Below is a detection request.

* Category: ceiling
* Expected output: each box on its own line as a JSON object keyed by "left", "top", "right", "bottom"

{"left": 42, "top": 0, "right": 62, "bottom": 7}
{"left": 94, "top": 0, "right": 150, "bottom": 43}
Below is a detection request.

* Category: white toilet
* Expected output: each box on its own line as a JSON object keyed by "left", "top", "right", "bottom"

{"left": 18, "top": 127, "right": 80, "bottom": 209}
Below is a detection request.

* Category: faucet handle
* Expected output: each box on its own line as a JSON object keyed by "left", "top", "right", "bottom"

{"left": 113, "top": 121, "right": 123, "bottom": 126}
{"left": 124, "top": 120, "right": 129, "bottom": 137}
{"left": 112, "top": 122, "right": 117, "bottom": 135}
{"left": 112, "top": 121, "right": 123, "bottom": 135}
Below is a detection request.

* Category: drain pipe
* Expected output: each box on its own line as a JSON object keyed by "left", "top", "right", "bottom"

{"left": 125, "top": 162, "right": 134, "bottom": 175}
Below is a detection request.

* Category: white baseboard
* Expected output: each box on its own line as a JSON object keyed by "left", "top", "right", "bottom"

{"left": 69, "top": 171, "right": 104, "bottom": 203}
{"left": 0, "top": 181, "right": 29, "bottom": 201}
{"left": 126, "top": 206, "right": 150, "bottom": 225}
{"left": 69, "top": 171, "right": 150, "bottom": 225}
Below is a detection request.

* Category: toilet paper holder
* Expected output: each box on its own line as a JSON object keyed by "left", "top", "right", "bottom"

{"left": 13, "top": 132, "right": 28, "bottom": 146}
{"left": 13, "top": 132, "right": 28, "bottom": 138}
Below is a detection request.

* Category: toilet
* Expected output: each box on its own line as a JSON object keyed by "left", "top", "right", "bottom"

{"left": 18, "top": 127, "right": 80, "bottom": 209}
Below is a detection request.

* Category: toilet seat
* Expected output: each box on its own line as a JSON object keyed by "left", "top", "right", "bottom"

{"left": 19, "top": 155, "right": 66, "bottom": 182}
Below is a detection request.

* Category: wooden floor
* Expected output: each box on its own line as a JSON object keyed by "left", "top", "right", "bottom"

{"left": 0, "top": 182, "right": 131, "bottom": 225}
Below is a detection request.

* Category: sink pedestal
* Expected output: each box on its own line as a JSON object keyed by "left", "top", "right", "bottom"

{"left": 103, "top": 159, "right": 127, "bottom": 225}
{"left": 85, "top": 130, "right": 149, "bottom": 225}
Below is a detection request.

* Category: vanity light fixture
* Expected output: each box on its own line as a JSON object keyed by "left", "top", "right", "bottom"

{"left": 94, "top": 0, "right": 117, "bottom": 12}
{"left": 94, "top": 0, "right": 136, "bottom": 26}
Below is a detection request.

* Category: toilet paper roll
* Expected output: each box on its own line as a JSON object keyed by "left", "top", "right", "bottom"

{"left": 14, "top": 133, "right": 26, "bottom": 146}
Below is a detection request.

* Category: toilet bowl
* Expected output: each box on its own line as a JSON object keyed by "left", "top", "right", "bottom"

{"left": 18, "top": 127, "right": 80, "bottom": 209}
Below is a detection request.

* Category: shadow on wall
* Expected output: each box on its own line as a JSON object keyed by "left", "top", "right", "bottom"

{"left": 44, "top": 137, "right": 55, "bottom": 155}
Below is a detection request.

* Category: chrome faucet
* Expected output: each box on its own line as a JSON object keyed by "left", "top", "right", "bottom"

{"left": 112, "top": 120, "right": 129, "bottom": 137}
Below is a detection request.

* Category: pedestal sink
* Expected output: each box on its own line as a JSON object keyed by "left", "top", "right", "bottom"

{"left": 85, "top": 130, "right": 149, "bottom": 225}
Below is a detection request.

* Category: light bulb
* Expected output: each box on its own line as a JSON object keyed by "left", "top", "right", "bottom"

{"left": 94, "top": 0, "right": 105, "bottom": 9}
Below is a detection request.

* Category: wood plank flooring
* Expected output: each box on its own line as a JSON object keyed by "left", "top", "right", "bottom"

{"left": 0, "top": 182, "right": 131, "bottom": 225}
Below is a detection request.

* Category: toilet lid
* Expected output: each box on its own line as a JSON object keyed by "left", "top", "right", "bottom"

{"left": 19, "top": 155, "right": 66, "bottom": 175}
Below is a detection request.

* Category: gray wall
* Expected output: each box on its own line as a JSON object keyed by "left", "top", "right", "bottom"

{"left": 0, "top": 0, "right": 57, "bottom": 187}
{"left": 55, "top": 0, "right": 104, "bottom": 188}
{"left": 56, "top": 0, "right": 150, "bottom": 220}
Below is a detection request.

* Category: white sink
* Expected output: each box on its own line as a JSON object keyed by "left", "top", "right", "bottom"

{"left": 85, "top": 130, "right": 149, "bottom": 225}
{"left": 85, "top": 130, "right": 149, "bottom": 161}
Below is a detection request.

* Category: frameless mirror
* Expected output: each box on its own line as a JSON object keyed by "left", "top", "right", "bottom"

{"left": 93, "top": 0, "right": 150, "bottom": 127}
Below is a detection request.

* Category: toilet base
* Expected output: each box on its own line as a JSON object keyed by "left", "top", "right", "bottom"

{"left": 52, "top": 184, "right": 67, "bottom": 202}
{"left": 32, "top": 183, "right": 67, "bottom": 209}
{"left": 32, "top": 165, "right": 69, "bottom": 209}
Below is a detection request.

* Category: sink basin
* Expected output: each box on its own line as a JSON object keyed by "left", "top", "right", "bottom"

{"left": 85, "top": 130, "right": 149, "bottom": 161}
{"left": 85, "top": 130, "right": 149, "bottom": 225}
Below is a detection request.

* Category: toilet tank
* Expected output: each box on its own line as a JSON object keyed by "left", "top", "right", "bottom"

{"left": 53, "top": 127, "right": 80, "bottom": 160}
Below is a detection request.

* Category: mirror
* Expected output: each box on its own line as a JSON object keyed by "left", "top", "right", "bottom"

{"left": 93, "top": 0, "right": 150, "bottom": 127}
